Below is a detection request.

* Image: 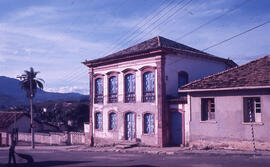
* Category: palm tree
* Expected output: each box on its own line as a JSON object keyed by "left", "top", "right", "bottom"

{"left": 17, "top": 67, "right": 44, "bottom": 149}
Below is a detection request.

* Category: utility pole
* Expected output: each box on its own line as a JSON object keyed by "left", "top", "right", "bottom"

{"left": 248, "top": 99, "right": 256, "bottom": 156}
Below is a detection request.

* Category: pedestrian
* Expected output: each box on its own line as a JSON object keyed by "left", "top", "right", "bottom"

{"left": 8, "top": 129, "right": 17, "bottom": 167}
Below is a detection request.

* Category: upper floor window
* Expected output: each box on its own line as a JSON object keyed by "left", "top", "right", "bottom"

{"left": 143, "top": 71, "right": 155, "bottom": 102}
{"left": 243, "top": 97, "right": 261, "bottom": 123}
{"left": 178, "top": 71, "right": 188, "bottom": 88}
{"left": 109, "top": 112, "right": 117, "bottom": 130}
{"left": 94, "top": 78, "right": 103, "bottom": 103}
{"left": 201, "top": 98, "right": 215, "bottom": 121}
{"left": 95, "top": 112, "right": 102, "bottom": 130}
{"left": 144, "top": 113, "right": 154, "bottom": 134}
{"left": 108, "top": 76, "right": 118, "bottom": 103}
{"left": 125, "top": 73, "right": 136, "bottom": 103}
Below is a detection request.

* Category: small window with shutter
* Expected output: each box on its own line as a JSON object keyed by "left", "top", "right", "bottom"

{"left": 243, "top": 97, "right": 261, "bottom": 123}
{"left": 201, "top": 98, "right": 215, "bottom": 121}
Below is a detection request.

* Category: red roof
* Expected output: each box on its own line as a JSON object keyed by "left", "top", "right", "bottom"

{"left": 0, "top": 111, "right": 28, "bottom": 131}
{"left": 83, "top": 36, "right": 236, "bottom": 68}
{"left": 180, "top": 55, "right": 270, "bottom": 91}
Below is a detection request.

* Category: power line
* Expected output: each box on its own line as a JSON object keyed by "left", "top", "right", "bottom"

{"left": 63, "top": 0, "right": 178, "bottom": 83}
{"left": 98, "top": 0, "right": 176, "bottom": 57}
{"left": 129, "top": 0, "right": 193, "bottom": 45}
{"left": 176, "top": 0, "right": 250, "bottom": 40}
{"left": 117, "top": 0, "right": 188, "bottom": 52}
{"left": 61, "top": 0, "right": 133, "bottom": 81}
{"left": 202, "top": 19, "right": 270, "bottom": 51}
{"left": 64, "top": 0, "right": 193, "bottom": 84}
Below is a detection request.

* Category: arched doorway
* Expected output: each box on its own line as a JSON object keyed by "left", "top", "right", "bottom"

{"left": 125, "top": 112, "right": 136, "bottom": 140}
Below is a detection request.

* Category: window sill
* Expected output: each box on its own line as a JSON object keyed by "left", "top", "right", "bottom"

{"left": 142, "top": 133, "right": 155, "bottom": 136}
{"left": 108, "top": 129, "right": 118, "bottom": 132}
{"left": 200, "top": 120, "right": 217, "bottom": 124}
{"left": 242, "top": 122, "right": 264, "bottom": 125}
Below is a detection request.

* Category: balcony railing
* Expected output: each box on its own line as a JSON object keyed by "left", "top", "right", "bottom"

{"left": 125, "top": 92, "right": 136, "bottom": 103}
{"left": 143, "top": 91, "right": 155, "bottom": 102}
{"left": 94, "top": 95, "right": 103, "bottom": 104}
{"left": 108, "top": 93, "right": 118, "bottom": 103}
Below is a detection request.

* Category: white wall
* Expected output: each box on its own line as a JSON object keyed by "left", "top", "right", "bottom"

{"left": 165, "top": 54, "right": 228, "bottom": 97}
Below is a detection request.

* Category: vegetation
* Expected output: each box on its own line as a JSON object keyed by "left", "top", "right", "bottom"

{"left": 18, "top": 67, "right": 44, "bottom": 149}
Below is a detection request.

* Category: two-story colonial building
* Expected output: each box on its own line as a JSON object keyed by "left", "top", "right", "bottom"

{"left": 83, "top": 36, "right": 236, "bottom": 147}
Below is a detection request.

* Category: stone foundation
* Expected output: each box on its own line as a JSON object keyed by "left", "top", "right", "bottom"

{"left": 190, "top": 140, "right": 270, "bottom": 151}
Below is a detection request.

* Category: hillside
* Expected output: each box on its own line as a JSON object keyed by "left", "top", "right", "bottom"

{"left": 0, "top": 76, "right": 88, "bottom": 108}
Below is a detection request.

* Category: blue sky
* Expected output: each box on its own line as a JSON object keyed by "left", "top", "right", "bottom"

{"left": 0, "top": 0, "right": 269, "bottom": 94}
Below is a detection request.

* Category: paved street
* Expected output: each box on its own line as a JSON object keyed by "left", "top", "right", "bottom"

{"left": 0, "top": 149, "right": 270, "bottom": 167}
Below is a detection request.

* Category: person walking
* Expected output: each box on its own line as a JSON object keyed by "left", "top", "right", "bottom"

{"left": 8, "top": 129, "right": 17, "bottom": 166}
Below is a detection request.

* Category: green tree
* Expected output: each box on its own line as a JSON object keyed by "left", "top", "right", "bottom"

{"left": 18, "top": 67, "right": 44, "bottom": 149}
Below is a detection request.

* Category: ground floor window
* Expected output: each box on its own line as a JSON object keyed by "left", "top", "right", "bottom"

{"left": 95, "top": 112, "right": 102, "bottom": 130}
{"left": 144, "top": 113, "right": 154, "bottom": 134}
{"left": 243, "top": 97, "right": 261, "bottom": 123}
{"left": 109, "top": 112, "right": 117, "bottom": 130}
{"left": 201, "top": 98, "right": 215, "bottom": 121}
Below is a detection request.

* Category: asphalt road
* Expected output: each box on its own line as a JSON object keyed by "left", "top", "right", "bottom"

{"left": 0, "top": 150, "right": 270, "bottom": 167}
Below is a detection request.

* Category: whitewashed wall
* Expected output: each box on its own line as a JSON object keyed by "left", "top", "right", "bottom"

{"left": 165, "top": 54, "right": 228, "bottom": 97}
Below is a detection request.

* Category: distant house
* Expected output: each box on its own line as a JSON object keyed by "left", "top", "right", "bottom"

{"left": 179, "top": 55, "right": 270, "bottom": 150}
{"left": 83, "top": 36, "right": 236, "bottom": 147}
{"left": 0, "top": 111, "right": 59, "bottom": 133}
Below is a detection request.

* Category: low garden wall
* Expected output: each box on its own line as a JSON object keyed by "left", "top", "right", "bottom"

{"left": 0, "top": 131, "right": 85, "bottom": 146}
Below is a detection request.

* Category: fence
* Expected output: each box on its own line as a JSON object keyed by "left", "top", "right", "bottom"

{"left": 0, "top": 131, "right": 85, "bottom": 146}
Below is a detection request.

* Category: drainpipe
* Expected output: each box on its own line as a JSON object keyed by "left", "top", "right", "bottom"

{"left": 89, "top": 67, "right": 94, "bottom": 146}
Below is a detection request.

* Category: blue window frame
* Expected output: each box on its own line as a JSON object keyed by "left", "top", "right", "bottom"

{"left": 109, "top": 112, "right": 117, "bottom": 130}
{"left": 178, "top": 72, "right": 188, "bottom": 88}
{"left": 95, "top": 78, "right": 103, "bottom": 103}
{"left": 95, "top": 112, "right": 102, "bottom": 130}
{"left": 125, "top": 74, "right": 135, "bottom": 102}
{"left": 143, "top": 71, "right": 155, "bottom": 102}
{"left": 108, "top": 76, "right": 118, "bottom": 103}
{"left": 144, "top": 113, "right": 154, "bottom": 134}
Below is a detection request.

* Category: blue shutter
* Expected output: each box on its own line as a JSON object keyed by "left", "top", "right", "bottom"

{"left": 95, "top": 78, "right": 103, "bottom": 95}
{"left": 144, "top": 113, "right": 154, "bottom": 134}
{"left": 109, "top": 76, "right": 118, "bottom": 103}
{"left": 109, "top": 113, "right": 117, "bottom": 130}
{"left": 95, "top": 78, "right": 103, "bottom": 103}
{"left": 125, "top": 74, "right": 135, "bottom": 93}
{"left": 109, "top": 76, "right": 118, "bottom": 94}
{"left": 95, "top": 112, "right": 102, "bottom": 129}
{"left": 143, "top": 72, "right": 155, "bottom": 102}
{"left": 125, "top": 74, "right": 135, "bottom": 102}
{"left": 178, "top": 72, "right": 188, "bottom": 88}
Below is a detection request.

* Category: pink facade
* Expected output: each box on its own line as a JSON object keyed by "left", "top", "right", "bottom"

{"left": 83, "top": 36, "right": 235, "bottom": 147}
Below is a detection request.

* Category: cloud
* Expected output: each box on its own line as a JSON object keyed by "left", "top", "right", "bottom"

{"left": 0, "top": 0, "right": 269, "bottom": 94}
{"left": 45, "top": 86, "right": 88, "bottom": 95}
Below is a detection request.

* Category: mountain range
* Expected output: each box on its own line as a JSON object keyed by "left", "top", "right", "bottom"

{"left": 0, "top": 76, "right": 88, "bottom": 107}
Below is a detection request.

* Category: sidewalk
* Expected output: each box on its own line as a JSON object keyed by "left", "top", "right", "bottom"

{"left": 1, "top": 145, "right": 270, "bottom": 156}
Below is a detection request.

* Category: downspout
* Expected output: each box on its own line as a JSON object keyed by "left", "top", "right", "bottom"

{"left": 89, "top": 67, "right": 94, "bottom": 146}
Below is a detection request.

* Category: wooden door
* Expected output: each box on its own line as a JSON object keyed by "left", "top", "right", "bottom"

{"left": 125, "top": 112, "right": 135, "bottom": 140}
{"left": 171, "top": 112, "right": 182, "bottom": 146}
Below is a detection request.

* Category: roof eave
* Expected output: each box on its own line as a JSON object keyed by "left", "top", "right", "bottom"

{"left": 83, "top": 48, "right": 165, "bottom": 68}
{"left": 179, "top": 85, "right": 270, "bottom": 93}
{"left": 163, "top": 47, "right": 237, "bottom": 68}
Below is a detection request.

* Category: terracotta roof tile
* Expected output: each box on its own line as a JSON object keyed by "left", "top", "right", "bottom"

{"left": 84, "top": 36, "right": 236, "bottom": 67}
{"left": 181, "top": 55, "right": 270, "bottom": 90}
{"left": 0, "top": 111, "right": 28, "bottom": 130}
